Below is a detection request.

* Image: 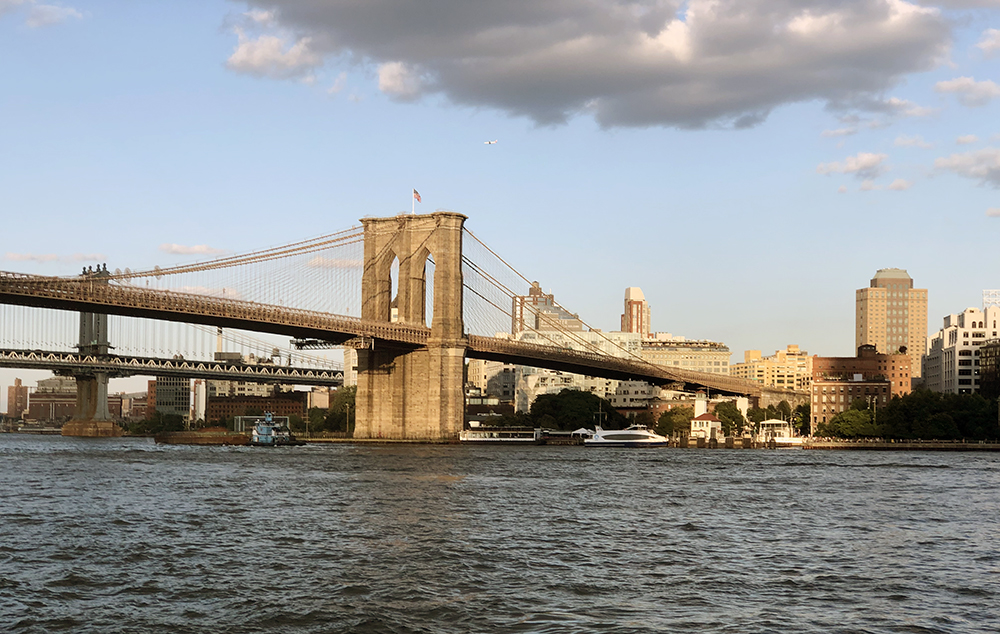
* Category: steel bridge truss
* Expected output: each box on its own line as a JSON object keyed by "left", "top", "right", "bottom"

{"left": 0, "top": 349, "right": 344, "bottom": 386}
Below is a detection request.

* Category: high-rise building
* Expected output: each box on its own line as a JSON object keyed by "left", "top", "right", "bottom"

{"left": 6, "top": 378, "right": 28, "bottom": 418}
{"left": 856, "top": 268, "right": 928, "bottom": 378}
{"left": 621, "top": 287, "right": 651, "bottom": 336}
{"left": 923, "top": 305, "right": 1000, "bottom": 395}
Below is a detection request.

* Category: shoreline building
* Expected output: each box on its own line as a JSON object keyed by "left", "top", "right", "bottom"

{"left": 6, "top": 378, "right": 28, "bottom": 419}
{"left": 730, "top": 345, "right": 812, "bottom": 391}
{"left": 640, "top": 333, "right": 730, "bottom": 375}
{"left": 923, "top": 305, "right": 1000, "bottom": 395}
{"left": 856, "top": 268, "right": 928, "bottom": 378}
{"left": 810, "top": 345, "right": 911, "bottom": 433}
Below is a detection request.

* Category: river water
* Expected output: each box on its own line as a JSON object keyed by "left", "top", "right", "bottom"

{"left": 1, "top": 435, "right": 999, "bottom": 633}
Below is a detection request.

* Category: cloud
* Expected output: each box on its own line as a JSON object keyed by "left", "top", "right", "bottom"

{"left": 822, "top": 127, "right": 857, "bottom": 138}
{"left": 987, "top": 207, "right": 1000, "bottom": 217}
{"left": 377, "top": 62, "right": 422, "bottom": 101}
{"left": 978, "top": 28, "right": 1000, "bottom": 57}
{"left": 226, "top": 27, "right": 322, "bottom": 80}
{"left": 838, "top": 185, "right": 848, "bottom": 193}
{"left": 934, "top": 76, "right": 1000, "bottom": 107}
{"left": 935, "top": 147, "right": 1000, "bottom": 187}
{"left": 159, "top": 243, "right": 228, "bottom": 256}
{"left": 232, "top": 0, "right": 952, "bottom": 129}
{"left": 895, "top": 134, "right": 932, "bottom": 148}
{"left": 817, "top": 152, "right": 889, "bottom": 179}
{"left": 5, "top": 252, "right": 58, "bottom": 263}
{"left": 957, "top": 134, "right": 979, "bottom": 145}
{"left": 883, "top": 97, "right": 938, "bottom": 118}
{"left": 327, "top": 71, "right": 347, "bottom": 95}
{"left": 888, "top": 178, "right": 913, "bottom": 190}
{"left": 26, "top": 4, "right": 81, "bottom": 27}
{"left": 860, "top": 180, "right": 880, "bottom": 191}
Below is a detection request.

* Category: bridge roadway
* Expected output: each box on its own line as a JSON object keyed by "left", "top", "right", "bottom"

{"left": 0, "top": 272, "right": 761, "bottom": 397}
{"left": 0, "top": 348, "right": 344, "bottom": 386}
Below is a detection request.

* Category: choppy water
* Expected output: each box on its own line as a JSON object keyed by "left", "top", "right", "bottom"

{"left": 2, "top": 436, "right": 999, "bottom": 633}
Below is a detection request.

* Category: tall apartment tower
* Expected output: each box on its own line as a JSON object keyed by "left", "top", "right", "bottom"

{"left": 7, "top": 378, "right": 29, "bottom": 418}
{"left": 621, "top": 287, "right": 651, "bottom": 336}
{"left": 856, "top": 268, "right": 928, "bottom": 378}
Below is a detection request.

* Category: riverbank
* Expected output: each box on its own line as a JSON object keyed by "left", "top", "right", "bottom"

{"left": 803, "top": 440, "right": 1000, "bottom": 451}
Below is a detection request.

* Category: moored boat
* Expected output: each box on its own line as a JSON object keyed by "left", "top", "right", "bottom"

{"left": 459, "top": 426, "right": 541, "bottom": 443}
{"left": 584, "top": 424, "right": 668, "bottom": 447}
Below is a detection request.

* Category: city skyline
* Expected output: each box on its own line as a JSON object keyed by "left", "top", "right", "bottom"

{"left": 2, "top": 1, "right": 1000, "bottom": 403}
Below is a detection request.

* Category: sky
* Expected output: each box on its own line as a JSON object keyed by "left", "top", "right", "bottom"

{"left": 2, "top": 0, "right": 1000, "bottom": 407}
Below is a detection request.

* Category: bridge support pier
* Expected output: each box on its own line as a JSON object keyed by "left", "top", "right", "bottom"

{"left": 354, "top": 212, "right": 467, "bottom": 441}
{"left": 62, "top": 310, "right": 122, "bottom": 437}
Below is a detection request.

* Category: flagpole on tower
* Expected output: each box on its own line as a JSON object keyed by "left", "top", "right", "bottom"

{"left": 412, "top": 188, "right": 421, "bottom": 214}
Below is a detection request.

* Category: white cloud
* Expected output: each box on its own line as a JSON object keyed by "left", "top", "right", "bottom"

{"left": 246, "top": 9, "right": 276, "bottom": 26}
{"left": 888, "top": 178, "right": 913, "bottom": 190}
{"left": 5, "top": 252, "right": 58, "bottom": 263}
{"left": 327, "top": 71, "right": 347, "bottom": 95}
{"left": 822, "top": 127, "right": 857, "bottom": 138}
{"left": 159, "top": 243, "right": 228, "bottom": 256}
{"left": 894, "top": 134, "right": 932, "bottom": 148}
{"left": 978, "top": 29, "right": 1000, "bottom": 57}
{"left": 377, "top": 61, "right": 423, "bottom": 101}
{"left": 233, "top": 0, "right": 952, "bottom": 129}
{"left": 987, "top": 207, "right": 1000, "bottom": 217}
{"left": 837, "top": 185, "right": 848, "bottom": 193}
{"left": 935, "top": 76, "right": 1000, "bottom": 107}
{"left": 26, "top": 4, "right": 81, "bottom": 27}
{"left": 226, "top": 27, "right": 322, "bottom": 80}
{"left": 860, "top": 180, "right": 880, "bottom": 191}
{"left": 884, "top": 97, "right": 938, "bottom": 118}
{"left": 957, "top": 134, "right": 979, "bottom": 145}
{"left": 817, "top": 152, "right": 889, "bottom": 179}
{"left": 935, "top": 147, "right": 1000, "bottom": 187}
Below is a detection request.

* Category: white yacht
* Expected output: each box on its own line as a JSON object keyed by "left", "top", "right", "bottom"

{"left": 584, "top": 424, "right": 669, "bottom": 447}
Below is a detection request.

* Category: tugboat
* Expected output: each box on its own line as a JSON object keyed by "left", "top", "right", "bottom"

{"left": 249, "top": 412, "right": 306, "bottom": 447}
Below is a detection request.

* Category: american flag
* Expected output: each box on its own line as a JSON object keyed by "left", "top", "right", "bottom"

{"left": 412, "top": 189, "right": 422, "bottom": 203}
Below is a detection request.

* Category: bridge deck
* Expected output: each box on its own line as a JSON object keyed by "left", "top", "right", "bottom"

{"left": 0, "top": 272, "right": 761, "bottom": 397}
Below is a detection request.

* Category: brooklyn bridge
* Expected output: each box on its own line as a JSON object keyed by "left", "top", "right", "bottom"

{"left": 0, "top": 211, "right": 761, "bottom": 440}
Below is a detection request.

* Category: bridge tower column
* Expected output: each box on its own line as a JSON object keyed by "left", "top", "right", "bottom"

{"left": 62, "top": 269, "right": 122, "bottom": 437}
{"left": 354, "top": 211, "right": 467, "bottom": 441}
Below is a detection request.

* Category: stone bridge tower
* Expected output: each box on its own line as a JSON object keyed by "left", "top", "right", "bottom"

{"left": 354, "top": 212, "right": 467, "bottom": 441}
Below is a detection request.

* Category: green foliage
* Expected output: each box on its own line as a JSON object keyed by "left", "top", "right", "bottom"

{"left": 818, "top": 409, "right": 877, "bottom": 438}
{"left": 793, "top": 403, "right": 810, "bottom": 435}
{"left": 714, "top": 401, "right": 746, "bottom": 436}
{"left": 747, "top": 407, "right": 767, "bottom": 424}
{"left": 528, "top": 389, "right": 625, "bottom": 431}
{"left": 657, "top": 406, "right": 694, "bottom": 438}
{"left": 815, "top": 389, "right": 1000, "bottom": 440}
{"left": 776, "top": 400, "right": 792, "bottom": 420}
{"left": 127, "top": 410, "right": 185, "bottom": 435}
